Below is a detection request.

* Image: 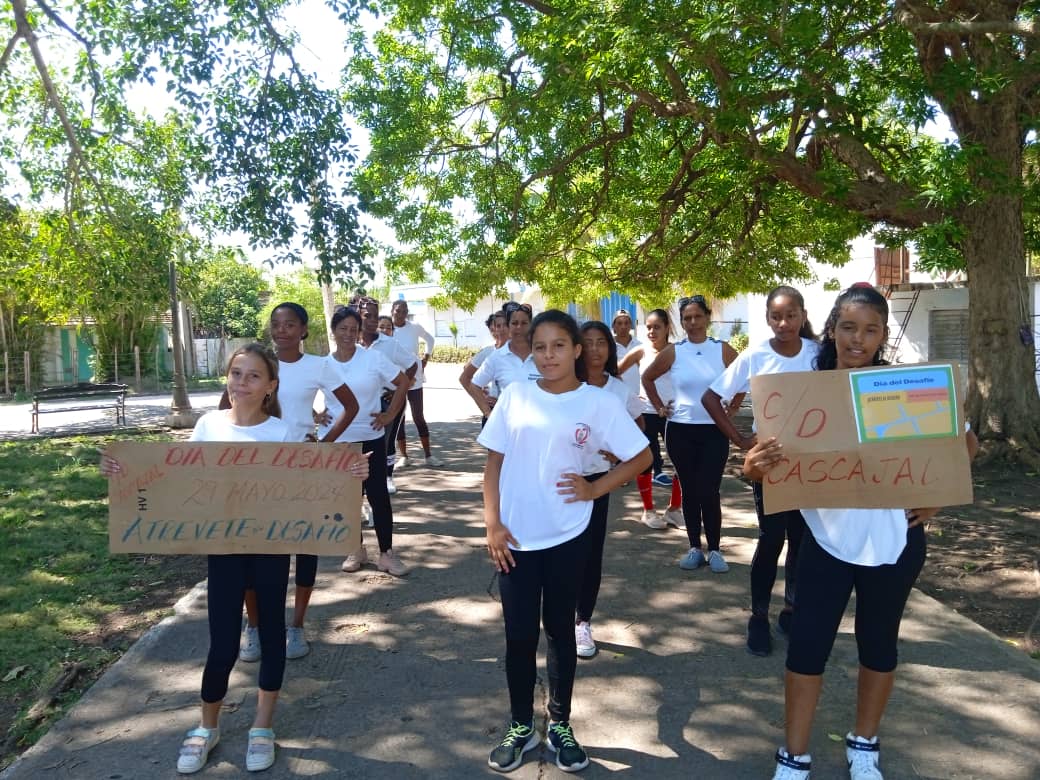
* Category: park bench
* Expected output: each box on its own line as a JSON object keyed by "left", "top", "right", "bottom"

{"left": 31, "top": 383, "right": 129, "bottom": 433}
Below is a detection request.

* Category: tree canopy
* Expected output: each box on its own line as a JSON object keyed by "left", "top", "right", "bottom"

{"left": 348, "top": 0, "right": 1040, "bottom": 460}
{"left": 192, "top": 249, "right": 271, "bottom": 339}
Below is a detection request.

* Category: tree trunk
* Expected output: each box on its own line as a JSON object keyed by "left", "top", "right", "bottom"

{"left": 960, "top": 119, "right": 1040, "bottom": 464}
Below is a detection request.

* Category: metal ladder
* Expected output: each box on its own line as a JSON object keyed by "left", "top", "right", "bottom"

{"left": 885, "top": 287, "right": 920, "bottom": 361}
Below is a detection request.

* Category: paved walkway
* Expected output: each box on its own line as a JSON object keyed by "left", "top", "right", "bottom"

{"left": 3, "top": 365, "right": 1039, "bottom": 778}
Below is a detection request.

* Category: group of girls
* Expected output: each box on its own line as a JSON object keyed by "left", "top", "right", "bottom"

{"left": 101, "top": 297, "right": 427, "bottom": 775}
{"left": 480, "top": 286, "right": 975, "bottom": 780}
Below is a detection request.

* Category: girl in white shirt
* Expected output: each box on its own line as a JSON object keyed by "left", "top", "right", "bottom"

{"left": 101, "top": 344, "right": 368, "bottom": 775}
{"left": 479, "top": 310, "right": 650, "bottom": 774}
{"left": 703, "top": 285, "right": 817, "bottom": 657}
{"left": 745, "top": 285, "right": 978, "bottom": 780}
{"left": 320, "top": 306, "right": 411, "bottom": 577}
{"left": 465, "top": 302, "right": 540, "bottom": 416}
{"left": 616, "top": 308, "right": 683, "bottom": 528}
{"left": 389, "top": 299, "right": 442, "bottom": 466}
{"left": 642, "top": 296, "right": 738, "bottom": 573}
{"left": 573, "top": 321, "right": 644, "bottom": 660}
{"left": 459, "top": 310, "right": 508, "bottom": 428}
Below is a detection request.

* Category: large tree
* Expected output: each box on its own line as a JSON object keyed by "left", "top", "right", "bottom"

{"left": 348, "top": 0, "right": 1040, "bottom": 461}
{"left": 192, "top": 249, "right": 270, "bottom": 338}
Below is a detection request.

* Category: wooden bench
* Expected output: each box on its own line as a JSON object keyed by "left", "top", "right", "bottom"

{"left": 31, "top": 383, "right": 129, "bottom": 433}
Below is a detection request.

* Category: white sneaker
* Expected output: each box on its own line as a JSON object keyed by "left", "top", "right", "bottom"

{"left": 662, "top": 508, "right": 684, "bottom": 529}
{"left": 423, "top": 454, "right": 444, "bottom": 467}
{"left": 772, "top": 748, "right": 811, "bottom": 779}
{"left": 341, "top": 544, "right": 369, "bottom": 572}
{"left": 396, "top": 456, "right": 411, "bottom": 469}
{"left": 239, "top": 626, "right": 261, "bottom": 662}
{"left": 377, "top": 548, "right": 409, "bottom": 577}
{"left": 387, "top": 476, "right": 398, "bottom": 495}
{"left": 285, "top": 626, "right": 310, "bottom": 659}
{"left": 640, "top": 509, "right": 667, "bottom": 529}
{"left": 361, "top": 503, "right": 374, "bottom": 528}
{"left": 575, "top": 621, "right": 597, "bottom": 658}
{"left": 846, "top": 734, "right": 883, "bottom": 779}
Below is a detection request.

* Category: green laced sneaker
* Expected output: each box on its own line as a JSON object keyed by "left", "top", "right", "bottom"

{"left": 487, "top": 720, "right": 538, "bottom": 772}
{"left": 545, "top": 720, "right": 590, "bottom": 772}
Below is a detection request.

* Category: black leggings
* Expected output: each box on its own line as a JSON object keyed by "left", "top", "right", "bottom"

{"left": 396, "top": 387, "right": 430, "bottom": 441}
{"left": 750, "top": 481, "right": 806, "bottom": 616}
{"left": 576, "top": 473, "right": 608, "bottom": 623}
{"left": 499, "top": 529, "right": 590, "bottom": 724}
{"left": 640, "top": 413, "right": 666, "bottom": 475}
{"left": 362, "top": 435, "right": 394, "bottom": 553}
{"left": 202, "top": 554, "right": 290, "bottom": 702}
{"left": 786, "top": 526, "right": 926, "bottom": 676}
{"left": 384, "top": 397, "right": 405, "bottom": 477}
{"left": 295, "top": 554, "right": 317, "bottom": 588}
{"left": 665, "top": 421, "right": 729, "bottom": 551}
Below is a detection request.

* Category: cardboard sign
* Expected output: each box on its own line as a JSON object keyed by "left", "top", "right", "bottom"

{"left": 750, "top": 363, "right": 973, "bottom": 514}
{"left": 107, "top": 441, "right": 363, "bottom": 555}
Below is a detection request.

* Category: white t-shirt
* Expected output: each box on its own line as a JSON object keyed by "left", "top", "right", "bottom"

{"left": 470, "top": 345, "right": 499, "bottom": 399}
{"left": 615, "top": 336, "right": 642, "bottom": 395}
{"left": 190, "top": 410, "right": 293, "bottom": 443}
{"left": 585, "top": 375, "right": 644, "bottom": 474}
{"left": 319, "top": 350, "right": 401, "bottom": 443}
{"left": 638, "top": 345, "right": 675, "bottom": 415}
{"left": 802, "top": 507, "right": 909, "bottom": 566}
{"left": 477, "top": 381, "right": 647, "bottom": 551}
{"left": 277, "top": 354, "right": 349, "bottom": 441}
{"left": 366, "top": 333, "right": 418, "bottom": 390}
{"left": 471, "top": 343, "right": 541, "bottom": 391}
{"left": 670, "top": 338, "right": 726, "bottom": 424}
{"left": 392, "top": 320, "right": 435, "bottom": 388}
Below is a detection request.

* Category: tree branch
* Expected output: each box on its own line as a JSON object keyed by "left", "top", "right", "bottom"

{"left": 0, "top": 33, "right": 21, "bottom": 77}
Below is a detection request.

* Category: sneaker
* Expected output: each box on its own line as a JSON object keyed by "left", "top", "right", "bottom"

{"left": 285, "top": 626, "right": 310, "bottom": 659}
{"left": 662, "top": 507, "right": 685, "bottom": 529}
{"left": 377, "top": 548, "right": 410, "bottom": 577}
{"left": 652, "top": 472, "right": 673, "bottom": 487}
{"left": 396, "top": 456, "right": 412, "bottom": 469}
{"left": 361, "top": 503, "right": 374, "bottom": 529}
{"left": 176, "top": 726, "right": 219, "bottom": 774}
{"left": 488, "top": 720, "right": 538, "bottom": 772}
{"left": 575, "top": 621, "right": 597, "bottom": 658}
{"left": 424, "top": 454, "right": 445, "bottom": 467}
{"left": 545, "top": 720, "right": 590, "bottom": 772}
{"left": 747, "top": 615, "right": 772, "bottom": 657}
{"left": 846, "top": 734, "right": 883, "bottom": 779}
{"left": 387, "top": 476, "right": 398, "bottom": 494}
{"left": 341, "top": 544, "right": 369, "bottom": 572}
{"left": 772, "top": 748, "right": 812, "bottom": 779}
{"left": 245, "top": 727, "right": 276, "bottom": 772}
{"left": 777, "top": 609, "right": 793, "bottom": 637}
{"left": 640, "top": 509, "right": 667, "bottom": 529}
{"left": 239, "top": 626, "right": 261, "bottom": 662}
{"left": 708, "top": 550, "right": 730, "bottom": 573}
{"left": 679, "top": 547, "right": 706, "bottom": 570}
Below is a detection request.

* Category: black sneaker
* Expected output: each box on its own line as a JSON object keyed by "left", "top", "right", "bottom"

{"left": 488, "top": 720, "right": 538, "bottom": 772}
{"left": 545, "top": 720, "right": 590, "bottom": 772}
{"left": 747, "top": 615, "right": 772, "bottom": 656}
{"left": 777, "top": 609, "right": 793, "bottom": 638}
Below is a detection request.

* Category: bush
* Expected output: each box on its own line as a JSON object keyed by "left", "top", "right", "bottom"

{"left": 729, "top": 333, "right": 749, "bottom": 353}
{"left": 429, "top": 345, "right": 480, "bottom": 364}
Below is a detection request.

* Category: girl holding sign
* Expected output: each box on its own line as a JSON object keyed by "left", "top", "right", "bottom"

{"left": 702, "top": 285, "right": 816, "bottom": 657}
{"left": 744, "top": 285, "right": 977, "bottom": 780}
{"left": 101, "top": 344, "right": 369, "bottom": 774}
{"left": 642, "top": 296, "right": 738, "bottom": 572}
{"left": 480, "top": 310, "right": 650, "bottom": 773}
{"left": 573, "top": 321, "right": 644, "bottom": 659}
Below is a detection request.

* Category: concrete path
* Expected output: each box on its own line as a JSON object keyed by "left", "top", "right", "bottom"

{"left": 3, "top": 365, "right": 1039, "bottom": 779}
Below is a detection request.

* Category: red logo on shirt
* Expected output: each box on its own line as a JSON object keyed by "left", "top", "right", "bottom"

{"left": 574, "top": 423, "right": 591, "bottom": 446}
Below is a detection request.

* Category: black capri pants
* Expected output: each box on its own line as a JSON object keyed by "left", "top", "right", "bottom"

{"left": 362, "top": 434, "right": 395, "bottom": 553}
{"left": 665, "top": 421, "right": 729, "bottom": 551}
{"left": 202, "top": 554, "right": 290, "bottom": 702}
{"left": 640, "top": 413, "right": 666, "bottom": 475}
{"left": 575, "top": 472, "right": 608, "bottom": 624}
{"left": 750, "top": 481, "right": 806, "bottom": 616}
{"left": 786, "top": 525, "right": 926, "bottom": 676}
{"left": 499, "top": 528, "right": 590, "bottom": 724}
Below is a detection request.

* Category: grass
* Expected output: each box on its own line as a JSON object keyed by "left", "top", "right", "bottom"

{"left": 0, "top": 430, "right": 196, "bottom": 765}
